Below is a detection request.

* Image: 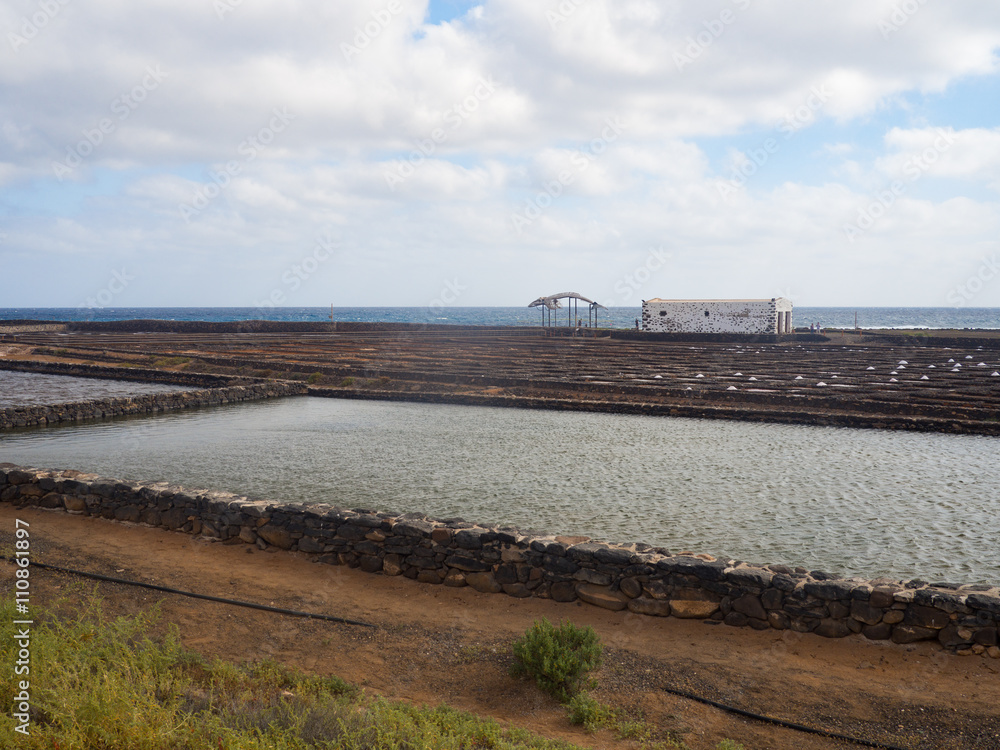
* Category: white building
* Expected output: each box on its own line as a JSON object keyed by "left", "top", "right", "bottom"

{"left": 641, "top": 298, "right": 793, "bottom": 334}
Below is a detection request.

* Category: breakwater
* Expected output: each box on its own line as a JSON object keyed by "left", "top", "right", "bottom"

{"left": 0, "top": 362, "right": 305, "bottom": 429}
{"left": 3, "top": 465, "right": 997, "bottom": 655}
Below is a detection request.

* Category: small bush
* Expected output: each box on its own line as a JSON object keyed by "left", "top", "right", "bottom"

{"left": 511, "top": 619, "right": 603, "bottom": 703}
{"left": 340, "top": 376, "right": 355, "bottom": 387}
{"left": 566, "top": 692, "right": 614, "bottom": 730}
{"left": 306, "top": 372, "right": 324, "bottom": 385}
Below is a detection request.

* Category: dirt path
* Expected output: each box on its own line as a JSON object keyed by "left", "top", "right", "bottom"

{"left": 2, "top": 505, "right": 998, "bottom": 749}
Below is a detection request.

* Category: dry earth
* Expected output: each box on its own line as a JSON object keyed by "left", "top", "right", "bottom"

{"left": 2, "top": 505, "right": 999, "bottom": 750}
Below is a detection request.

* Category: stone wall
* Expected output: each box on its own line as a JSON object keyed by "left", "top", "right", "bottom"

{"left": 0, "top": 368, "right": 306, "bottom": 429}
{"left": 2, "top": 465, "right": 997, "bottom": 656}
{"left": 546, "top": 328, "right": 807, "bottom": 343}
{"left": 0, "top": 323, "right": 66, "bottom": 335}
{"left": 62, "top": 320, "right": 529, "bottom": 334}
{"left": 642, "top": 299, "right": 793, "bottom": 335}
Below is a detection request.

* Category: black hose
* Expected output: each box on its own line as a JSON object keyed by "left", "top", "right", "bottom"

{"left": 4, "top": 556, "right": 375, "bottom": 629}
{"left": 661, "top": 685, "right": 912, "bottom": 750}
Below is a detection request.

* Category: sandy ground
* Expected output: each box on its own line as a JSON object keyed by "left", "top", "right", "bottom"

{"left": 2, "top": 505, "right": 999, "bottom": 750}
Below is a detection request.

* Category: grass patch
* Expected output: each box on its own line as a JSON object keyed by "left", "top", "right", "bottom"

{"left": 152, "top": 356, "right": 191, "bottom": 367}
{"left": 0, "top": 596, "right": 590, "bottom": 749}
{"left": 566, "top": 693, "right": 644, "bottom": 738}
{"left": 31, "top": 347, "right": 73, "bottom": 357}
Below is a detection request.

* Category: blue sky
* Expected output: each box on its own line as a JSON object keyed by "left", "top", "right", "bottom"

{"left": 425, "top": 0, "right": 479, "bottom": 25}
{"left": 1, "top": 0, "right": 999, "bottom": 309}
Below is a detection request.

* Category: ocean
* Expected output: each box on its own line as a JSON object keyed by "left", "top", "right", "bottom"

{"left": 2, "top": 306, "right": 999, "bottom": 330}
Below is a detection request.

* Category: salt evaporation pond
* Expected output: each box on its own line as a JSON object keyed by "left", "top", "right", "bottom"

{"left": 0, "top": 369, "right": 197, "bottom": 407}
{"left": 1, "top": 396, "right": 997, "bottom": 585}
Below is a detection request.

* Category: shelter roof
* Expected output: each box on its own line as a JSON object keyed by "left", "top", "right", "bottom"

{"left": 528, "top": 292, "right": 606, "bottom": 309}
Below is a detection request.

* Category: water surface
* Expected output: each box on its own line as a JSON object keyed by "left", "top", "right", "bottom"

{"left": 0, "top": 370, "right": 196, "bottom": 408}
{"left": 2, "top": 397, "right": 997, "bottom": 585}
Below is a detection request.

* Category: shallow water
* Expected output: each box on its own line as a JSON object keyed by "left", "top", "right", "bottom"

{"left": 1, "top": 396, "right": 998, "bottom": 584}
{"left": 0, "top": 370, "right": 196, "bottom": 407}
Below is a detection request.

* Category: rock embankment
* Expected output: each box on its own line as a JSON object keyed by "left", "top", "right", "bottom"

{"left": 2, "top": 465, "right": 998, "bottom": 656}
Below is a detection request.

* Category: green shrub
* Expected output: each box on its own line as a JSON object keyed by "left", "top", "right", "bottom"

{"left": 566, "top": 692, "right": 614, "bottom": 730}
{"left": 306, "top": 372, "right": 324, "bottom": 385}
{"left": 340, "top": 376, "right": 355, "bottom": 387}
{"left": 511, "top": 619, "right": 603, "bottom": 703}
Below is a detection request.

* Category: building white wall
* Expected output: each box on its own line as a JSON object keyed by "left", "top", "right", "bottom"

{"left": 641, "top": 299, "right": 793, "bottom": 334}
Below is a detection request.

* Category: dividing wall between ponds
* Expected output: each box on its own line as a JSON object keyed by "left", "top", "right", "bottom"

{"left": 2, "top": 465, "right": 998, "bottom": 657}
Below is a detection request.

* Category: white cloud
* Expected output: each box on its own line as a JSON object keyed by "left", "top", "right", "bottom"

{"left": 1, "top": 0, "right": 999, "bottom": 306}
{"left": 877, "top": 127, "right": 1000, "bottom": 187}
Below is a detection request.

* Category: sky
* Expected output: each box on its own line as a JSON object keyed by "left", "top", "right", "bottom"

{"left": 1, "top": 0, "right": 999, "bottom": 310}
